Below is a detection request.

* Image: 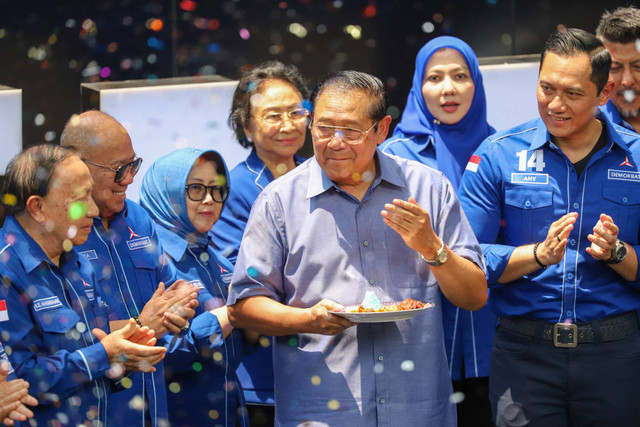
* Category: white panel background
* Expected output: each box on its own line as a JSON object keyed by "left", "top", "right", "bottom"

{"left": 480, "top": 61, "right": 540, "bottom": 132}
{"left": 0, "top": 89, "right": 23, "bottom": 173}
{"left": 98, "top": 80, "right": 249, "bottom": 201}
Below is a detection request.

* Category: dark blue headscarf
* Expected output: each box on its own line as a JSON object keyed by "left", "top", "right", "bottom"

{"left": 393, "top": 36, "right": 495, "bottom": 187}
{"left": 140, "top": 148, "right": 230, "bottom": 248}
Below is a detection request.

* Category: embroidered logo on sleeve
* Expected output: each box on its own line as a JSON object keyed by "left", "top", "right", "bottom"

{"left": 466, "top": 155, "right": 481, "bottom": 173}
{"left": 79, "top": 249, "right": 98, "bottom": 260}
{"left": 0, "top": 300, "right": 8, "bottom": 322}
{"left": 32, "top": 296, "right": 63, "bottom": 312}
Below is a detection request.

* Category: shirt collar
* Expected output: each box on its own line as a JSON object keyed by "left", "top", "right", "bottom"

{"left": 527, "top": 113, "right": 631, "bottom": 154}
{"left": 306, "top": 150, "right": 407, "bottom": 199}
{"left": 600, "top": 100, "right": 636, "bottom": 133}
{"left": 407, "top": 134, "right": 436, "bottom": 153}
{"left": 92, "top": 200, "right": 129, "bottom": 229}
{"left": 155, "top": 225, "right": 189, "bottom": 261}
{"left": 2, "top": 215, "right": 77, "bottom": 273}
{"left": 247, "top": 149, "right": 306, "bottom": 190}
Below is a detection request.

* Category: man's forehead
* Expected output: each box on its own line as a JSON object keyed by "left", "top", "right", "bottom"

{"left": 48, "top": 157, "right": 92, "bottom": 194}
{"left": 315, "top": 89, "right": 369, "bottom": 115}
{"left": 86, "top": 134, "right": 135, "bottom": 165}
{"left": 604, "top": 40, "right": 640, "bottom": 60}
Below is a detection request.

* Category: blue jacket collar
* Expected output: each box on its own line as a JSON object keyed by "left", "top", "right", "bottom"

{"left": 600, "top": 100, "right": 636, "bottom": 133}
{"left": 155, "top": 225, "right": 189, "bottom": 262}
{"left": 528, "top": 112, "right": 631, "bottom": 154}
{"left": 246, "top": 149, "right": 306, "bottom": 191}
{"left": 2, "top": 215, "right": 79, "bottom": 273}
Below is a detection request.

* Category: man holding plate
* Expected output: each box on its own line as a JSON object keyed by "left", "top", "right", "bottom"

{"left": 228, "top": 70, "right": 487, "bottom": 426}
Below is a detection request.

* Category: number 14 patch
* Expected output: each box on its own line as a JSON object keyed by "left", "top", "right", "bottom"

{"left": 516, "top": 149, "right": 546, "bottom": 172}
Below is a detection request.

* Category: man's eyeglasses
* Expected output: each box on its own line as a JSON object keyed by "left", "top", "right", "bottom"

{"left": 185, "top": 184, "right": 230, "bottom": 203}
{"left": 258, "top": 108, "right": 310, "bottom": 126}
{"left": 84, "top": 157, "right": 143, "bottom": 184}
{"left": 309, "top": 122, "right": 378, "bottom": 145}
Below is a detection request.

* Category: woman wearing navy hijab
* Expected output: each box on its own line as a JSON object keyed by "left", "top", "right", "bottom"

{"left": 380, "top": 36, "right": 495, "bottom": 426}
{"left": 140, "top": 148, "right": 249, "bottom": 427}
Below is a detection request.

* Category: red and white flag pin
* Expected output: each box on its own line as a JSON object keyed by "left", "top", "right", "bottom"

{"left": 466, "top": 155, "right": 481, "bottom": 173}
{"left": 0, "top": 300, "right": 8, "bottom": 322}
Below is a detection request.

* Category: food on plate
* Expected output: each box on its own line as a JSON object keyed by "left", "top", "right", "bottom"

{"left": 349, "top": 298, "right": 425, "bottom": 313}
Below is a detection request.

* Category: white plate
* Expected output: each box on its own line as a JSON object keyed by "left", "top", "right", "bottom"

{"left": 331, "top": 302, "right": 434, "bottom": 323}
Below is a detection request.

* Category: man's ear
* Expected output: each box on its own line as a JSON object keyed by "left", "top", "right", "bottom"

{"left": 25, "top": 195, "right": 46, "bottom": 225}
{"left": 598, "top": 80, "right": 614, "bottom": 107}
{"left": 375, "top": 115, "right": 393, "bottom": 146}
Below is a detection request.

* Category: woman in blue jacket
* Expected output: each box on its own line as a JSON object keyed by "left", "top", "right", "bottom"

{"left": 379, "top": 36, "right": 496, "bottom": 426}
{"left": 210, "top": 60, "right": 310, "bottom": 424}
{"left": 140, "top": 148, "right": 248, "bottom": 426}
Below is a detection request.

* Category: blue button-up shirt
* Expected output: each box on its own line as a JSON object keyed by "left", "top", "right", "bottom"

{"left": 0, "top": 216, "right": 112, "bottom": 426}
{"left": 600, "top": 100, "right": 637, "bottom": 133}
{"left": 458, "top": 115, "right": 640, "bottom": 322}
{"left": 229, "top": 151, "right": 484, "bottom": 426}
{"left": 76, "top": 201, "right": 175, "bottom": 427}
{"left": 381, "top": 132, "right": 494, "bottom": 380}
{"left": 155, "top": 226, "right": 248, "bottom": 426}
{"left": 211, "top": 148, "right": 304, "bottom": 405}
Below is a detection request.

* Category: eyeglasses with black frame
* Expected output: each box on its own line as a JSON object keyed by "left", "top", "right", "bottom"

{"left": 258, "top": 108, "right": 310, "bottom": 126}
{"left": 308, "top": 121, "right": 378, "bottom": 145}
{"left": 185, "top": 184, "right": 230, "bottom": 203}
{"left": 83, "top": 157, "right": 143, "bottom": 184}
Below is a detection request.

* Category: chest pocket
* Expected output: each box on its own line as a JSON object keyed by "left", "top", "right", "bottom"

{"left": 34, "top": 306, "right": 82, "bottom": 351}
{"left": 128, "top": 251, "right": 161, "bottom": 302}
{"left": 602, "top": 183, "right": 640, "bottom": 243}
{"left": 504, "top": 188, "right": 554, "bottom": 243}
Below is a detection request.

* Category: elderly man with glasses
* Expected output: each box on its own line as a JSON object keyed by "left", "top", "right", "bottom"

{"left": 60, "top": 110, "right": 204, "bottom": 427}
{"left": 227, "top": 70, "right": 487, "bottom": 426}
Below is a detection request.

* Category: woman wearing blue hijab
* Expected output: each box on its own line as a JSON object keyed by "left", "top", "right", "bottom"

{"left": 380, "top": 36, "right": 495, "bottom": 426}
{"left": 140, "top": 147, "right": 249, "bottom": 427}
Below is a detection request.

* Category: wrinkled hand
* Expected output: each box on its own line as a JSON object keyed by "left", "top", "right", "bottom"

{"left": 305, "top": 299, "right": 356, "bottom": 335}
{"left": 138, "top": 280, "right": 199, "bottom": 337}
{"left": 0, "top": 362, "right": 37, "bottom": 426}
{"left": 381, "top": 197, "right": 440, "bottom": 257}
{"left": 93, "top": 319, "right": 166, "bottom": 374}
{"left": 536, "top": 212, "right": 578, "bottom": 266}
{"left": 586, "top": 213, "right": 618, "bottom": 260}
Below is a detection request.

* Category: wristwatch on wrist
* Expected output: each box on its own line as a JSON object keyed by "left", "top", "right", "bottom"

{"left": 421, "top": 239, "right": 448, "bottom": 266}
{"left": 606, "top": 239, "right": 627, "bottom": 264}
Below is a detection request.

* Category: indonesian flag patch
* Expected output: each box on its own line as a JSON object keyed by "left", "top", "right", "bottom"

{"left": 0, "top": 300, "right": 8, "bottom": 322}
{"left": 466, "top": 155, "right": 481, "bottom": 173}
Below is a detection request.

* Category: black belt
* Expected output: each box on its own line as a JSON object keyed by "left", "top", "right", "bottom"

{"left": 498, "top": 312, "right": 639, "bottom": 348}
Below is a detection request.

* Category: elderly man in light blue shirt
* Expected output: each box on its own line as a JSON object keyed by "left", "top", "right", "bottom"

{"left": 228, "top": 70, "right": 487, "bottom": 426}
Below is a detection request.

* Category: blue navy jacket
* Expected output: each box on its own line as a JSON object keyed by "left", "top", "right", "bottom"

{"left": 0, "top": 216, "right": 112, "bottom": 426}
{"left": 211, "top": 148, "right": 304, "bottom": 404}
{"left": 459, "top": 114, "right": 640, "bottom": 322}
{"left": 156, "top": 226, "right": 248, "bottom": 426}
{"left": 76, "top": 201, "right": 174, "bottom": 427}
{"left": 380, "top": 133, "right": 494, "bottom": 380}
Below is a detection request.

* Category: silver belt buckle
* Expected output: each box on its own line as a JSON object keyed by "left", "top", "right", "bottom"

{"left": 553, "top": 323, "right": 578, "bottom": 348}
